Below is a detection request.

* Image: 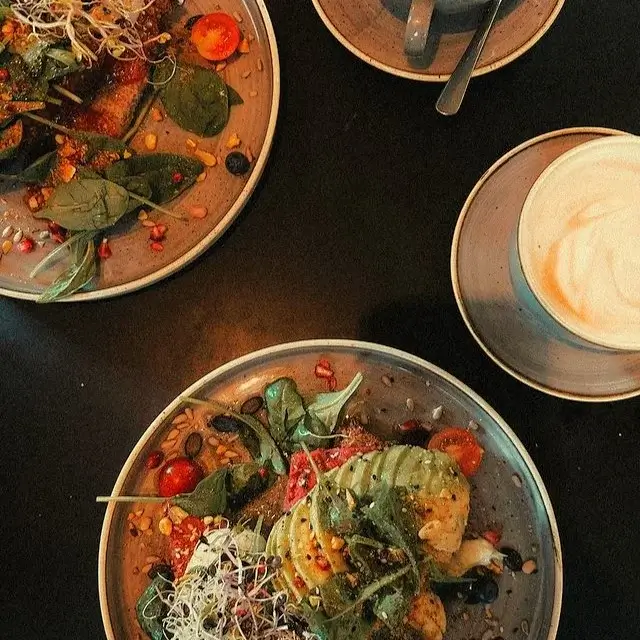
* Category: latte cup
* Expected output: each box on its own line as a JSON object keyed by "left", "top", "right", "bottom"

{"left": 510, "top": 135, "right": 640, "bottom": 353}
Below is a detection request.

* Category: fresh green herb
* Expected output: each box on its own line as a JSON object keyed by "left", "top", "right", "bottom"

{"left": 104, "top": 153, "right": 204, "bottom": 204}
{"left": 36, "top": 233, "right": 97, "bottom": 303}
{"left": 135, "top": 573, "right": 173, "bottom": 640}
{"left": 302, "top": 602, "right": 372, "bottom": 640}
{"left": 372, "top": 588, "right": 410, "bottom": 628}
{"left": 181, "top": 396, "right": 287, "bottom": 475}
{"left": 35, "top": 178, "right": 131, "bottom": 230}
{"left": 154, "top": 61, "right": 230, "bottom": 137}
{"left": 361, "top": 483, "right": 420, "bottom": 590}
{"left": 265, "top": 372, "right": 363, "bottom": 450}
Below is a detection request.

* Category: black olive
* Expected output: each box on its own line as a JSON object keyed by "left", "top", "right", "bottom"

{"left": 466, "top": 575, "right": 499, "bottom": 604}
{"left": 148, "top": 563, "right": 174, "bottom": 581}
{"left": 501, "top": 546, "right": 524, "bottom": 572}
{"left": 225, "top": 151, "right": 251, "bottom": 175}
{"left": 184, "top": 14, "right": 203, "bottom": 30}
{"left": 240, "top": 395, "right": 264, "bottom": 414}
{"left": 184, "top": 432, "right": 203, "bottom": 458}
{"left": 208, "top": 414, "right": 243, "bottom": 432}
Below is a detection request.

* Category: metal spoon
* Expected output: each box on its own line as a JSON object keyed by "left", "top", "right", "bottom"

{"left": 404, "top": 0, "right": 436, "bottom": 57}
{"left": 435, "top": 0, "right": 503, "bottom": 115}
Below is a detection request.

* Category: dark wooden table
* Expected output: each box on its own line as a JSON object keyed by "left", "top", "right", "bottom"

{"left": 2, "top": 1, "right": 640, "bottom": 637}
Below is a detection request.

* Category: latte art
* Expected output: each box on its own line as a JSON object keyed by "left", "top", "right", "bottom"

{"left": 518, "top": 137, "right": 640, "bottom": 350}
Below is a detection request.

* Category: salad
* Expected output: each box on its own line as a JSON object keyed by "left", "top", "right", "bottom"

{"left": 0, "top": 0, "right": 257, "bottom": 301}
{"left": 106, "top": 362, "right": 534, "bottom": 640}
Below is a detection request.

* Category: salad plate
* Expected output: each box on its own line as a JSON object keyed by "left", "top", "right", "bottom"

{"left": 0, "top": 0, "right": 279, "bottom": 302}
{"left": 311, "top": 0, "right": 564, "bottom": 82}
{"left": 99, "top": 339, "right": 562, "bottom": 640}
{"left": 451, "top": 127, "right": 640, "bottom": 401}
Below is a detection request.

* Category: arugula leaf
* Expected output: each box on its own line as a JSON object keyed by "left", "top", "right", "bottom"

{"left": 36, "top": 234, "right": 97, "bottom": 303}
{"left": 135, "top": 574, "right": 172, "bottom": 640}
{"left": 265, "top": 372, "right": 363, "bottom": 451}
{"left": 36, "top": 178, "right": 130, "bottom": 230}
{"left": 155, "top": 61, "right": 230, "bottom": 137}
{"left": 104, "top": 153, "right": 204, "bottom": 204}
{"left": 172, "top": 467, "right": 228, "bottom": 516}
{"left": 264, "top": 377, "right": 306, "bottom": 444}
{"left": 361, "top": 483, "right": 420, "bottom": 590}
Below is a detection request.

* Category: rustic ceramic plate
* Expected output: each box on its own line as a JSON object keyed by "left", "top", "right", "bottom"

{"left": 452, "top": 127, "right": 640, "bottom": 401}
{"left": 99, "top": 339, "right": 562, "bottom": 640}
{"left": 0, "top": 0, "right": 279, "bottom": 301}
{"left": 311, "top": 0, "right": 564, "bottom": 82}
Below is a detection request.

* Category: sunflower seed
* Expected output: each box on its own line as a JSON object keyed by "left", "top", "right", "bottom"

{"left": 431, "top": 405, "right": 443, "bottom": 420}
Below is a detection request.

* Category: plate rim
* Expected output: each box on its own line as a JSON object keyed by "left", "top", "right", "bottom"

{"left": 310, "top": 0, "right": 565, "bottom": 82}
{"left": 450, "top": 126, "right": 640, "bottom": 402}
{"left": 0, "top": 0, "right": 281, "bottom": 303}
{"left": 98, "top": 338, "right": 563, "bottom": 640}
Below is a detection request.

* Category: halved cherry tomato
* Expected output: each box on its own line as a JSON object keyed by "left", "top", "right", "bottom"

{"left": 428, "top": 427, "right": 484, "bottom": 476}
{"left": 157, "top": 456, "right": 204, "bottom": 497}
{"left": 190, "top": 13, "right": 241, "bottom": 62}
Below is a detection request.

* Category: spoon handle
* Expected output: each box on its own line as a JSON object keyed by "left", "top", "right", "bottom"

{"left": 436, "top": 0, "right": 503, "bottom": 115}
{"left": 404, "top": 0, "right": 436, "bottom": 57}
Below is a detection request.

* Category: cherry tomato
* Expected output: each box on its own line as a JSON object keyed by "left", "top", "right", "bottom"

{"left": 157, "top": 456, "right": 204, "bottom": 497}
{"left": 190, "top": 13, "right": 241, "bottom": 62}
{"left": 428, "top": 427, "right": 484, "bottom": 476}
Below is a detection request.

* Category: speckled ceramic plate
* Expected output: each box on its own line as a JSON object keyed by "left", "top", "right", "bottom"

{"left": 99, "top": 340, "right": 562, "bottom": 640}
{"left": 311, "top": 0, "right": 564, "bottom": 81}
{"left": 0, "top": 0, "right": 279, "bottom": 301}
{"left": 452, "top": 127, "right": 640, "bottom": 401}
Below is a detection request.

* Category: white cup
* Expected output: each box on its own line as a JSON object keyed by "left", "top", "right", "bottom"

{"left": 510, "top": 136, "right": 640, "bottom": 352}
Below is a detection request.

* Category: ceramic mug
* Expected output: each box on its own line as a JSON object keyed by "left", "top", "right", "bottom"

{"left": 509, "top": 136, "right": 640, "bottom": 353}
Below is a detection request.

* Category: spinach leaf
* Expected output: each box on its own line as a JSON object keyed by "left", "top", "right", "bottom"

{"left": 37, "top": 234, "right": 97, "bottom": 303}
{"left": 227, "top": 84, "right": 244, "bottom": 106}
{"left": 372, "top": 588, "right": 410, "bottom": 628}
{"left": 361, "top": 483, "right": 420, "bottom": 590}
{"left": 36, "top": 178, "right": 130, "bottom": 230}
{"left": 0, "top": 150, "right": 57, "bottom": 184}
{"left": 173, "top": 467, "right": 229, "bottom": 516}
{"left": 30, "top": 230, "right": 97, "bottom": 278}
{"left": 135, "top": 574, "right": 172, "bottom": 640}
{"left": 155, "top": 61, "right": 230, "bottom": 137}
{"left": 104, "top": 153, "right": 204, "bottom": 204}
{"left": 172, "top": 462, "right": 272, "bottom": 516}
{"left": 264, "top": 378, "right": 306, "bottom": 444}
{"left": 302, "top": 602, "right": 372, "bottom": 640}
{"left": 0, "top": 119, "right": 23, "bottom": 161}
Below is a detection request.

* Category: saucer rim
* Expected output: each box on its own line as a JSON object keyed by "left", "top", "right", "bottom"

{"left": 451, "top": 126, "right": 640, "bottom": 402}
{"left": 311, "top": 0, "right": 565, "bottom": 83}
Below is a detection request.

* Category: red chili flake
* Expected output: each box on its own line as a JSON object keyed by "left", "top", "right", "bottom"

{"left": 258, "top": 467, "right": 268, "bottom": 479}
{"left": 149, "top": 224, "right": 167, "bottom": 242}
{"left": 17, "top": 237, "right": 34, "bottom": 253}
{"left": 257, "top": 562, "right": 267, "bottom": 577}
{"left": 150, "top": 241, "right": 164, "bottom": 252}
{"left": 316, "top": 556, "right": 330, "bottom": 570}
{"left": 482, "top": 529, "right": 502, "bottom": 547}
{"left": 293, "top": 575, "right": 306, "bottom": 589}
{"left": 328, "top": 375, "right": 337, "bottom": 391}
{"left": 97, "top": 238, "right": 112, "bottom": 259}
{"left": 398, "top": 419, "right": 421, "bottom": 432}
{"left": 145, "top": 450, "right": 164, "bottom": 470}
{"left": 171, "top": 171, "right": 183, "bottom": 184}
{"left": 0, "top": 69, "right": 9, "bottom": 83}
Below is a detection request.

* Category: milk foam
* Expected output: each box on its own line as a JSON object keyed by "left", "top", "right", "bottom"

{"left": 518, "top": 137, "right": 640, "bottom": 350}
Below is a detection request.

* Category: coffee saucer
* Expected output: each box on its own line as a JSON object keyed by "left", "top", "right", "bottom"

{"left": 451, "top": 127, "right": 640, "bottom": 401}
{"left": 311, "top": 0, "right": 564, "bottom": 82}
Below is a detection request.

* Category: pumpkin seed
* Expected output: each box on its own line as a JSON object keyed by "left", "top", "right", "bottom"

{"left": 240, "top": 396, "right": 263, "bottom": 414}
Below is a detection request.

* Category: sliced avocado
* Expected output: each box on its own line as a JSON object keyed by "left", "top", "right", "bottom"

{"left": 309, "top": 487, "right": 348, "bottom": 574}
{"left": 331, "top": 451, "right": 365, "bottom": 489}
{"left": 289, "top": 500, "right": 333, "bottom": 589}
{"left": 394, "top": 446, "right": 426, "bottom": 488}
{"left": 272, "top": 514, "right": 308, "bottom": 602}
{"left": 378, "top": 445, "right": 412, "bottom": 488}
{"left": 366, "top": 448, "right": 387, "bottom": 494}
{"left": 350, "top": 454, "right": 374, "bottom": 496}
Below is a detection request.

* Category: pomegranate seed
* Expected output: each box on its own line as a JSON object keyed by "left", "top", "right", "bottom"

{"left": 145, "top": 450, "right": 164, "bottom": 469}
{"left": 328, "top": 376, "right": 337, "bottom": 391}
{"left": 399, "top": 419, "right": 421, "bottom": 432}
{"left": 294, "top": 576, "right": 306, "bottom": 589}
{"left": 150, "top": 241, "right": 164, "bottom": 252}
{"left": 149, "top": 224, "right": 167, "bottom": 241}
{"left": 17, "top": 237, "right": 34, "bottom": 253}
{"left": 171, "top": 171, "right": 183, "bottom": 184}
{"left": 482, "top": 530, "right": 502, "bottom": 547}
{"left": 97, "top": 238, "right": 112, "bottom": 259}
{"left": 314, "top": 363, "right": 334, "bottom": 379}
{"left": 0, "top": 69, "right": 9, "bottom": 82}
{"left": 258, "top": 467, "right": 268, "bottom": 479}
{"left": 47, "top": 221, "right": 63, "bottom": 234}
